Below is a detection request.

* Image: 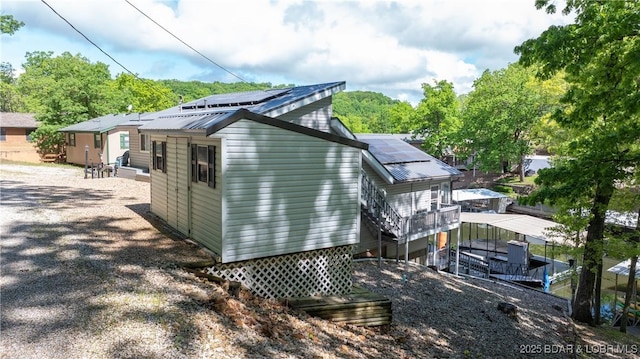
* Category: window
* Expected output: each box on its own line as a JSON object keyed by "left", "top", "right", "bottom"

{"left": 441, "top": 183, "right": 450, "bottom": 205}
{"left": 140, "top": 134, "right": 149, "bottom": 152}
{"left": 119, "top": 133, "right": 130, "bottom": 150}
{"left": 26, "top": 129, "right": 35, "bottom": 142}
{"left": 430, "top": 185, "right": 439, "bottom": 211}
{"left": 0, "top": 128, "right": 5, "bottom": 142}
{"left": 191, "top": 144, "right": 216, "bottom": 188}
{"left": 94, "top": 133, "right": 102, "bottom": 148}
{"left": 68, "top": 133, "right": 76, "bottom": 146}
{"left": 152, "top": 141, "right": 166, "bottom": 173}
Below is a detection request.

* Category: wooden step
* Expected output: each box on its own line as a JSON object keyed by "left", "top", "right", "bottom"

{"left": 286, "top": 286, "right": 392, "bottom": 327}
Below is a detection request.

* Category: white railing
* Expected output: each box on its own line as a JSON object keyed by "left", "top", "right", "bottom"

{"left": 361, "top": 170, "right": 460, "bottom": 241}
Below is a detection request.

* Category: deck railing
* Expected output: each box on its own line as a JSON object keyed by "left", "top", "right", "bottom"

{"left": 361, "top": 170, "right": 460, "bottom": 241}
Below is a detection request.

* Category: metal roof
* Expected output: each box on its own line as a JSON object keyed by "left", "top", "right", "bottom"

{"left": 607, "top": 259, "right": 640, "bottom": 277}
{"left": 460, "top": 212, "right": 567, "bottom": 245}
{"left": 1, "top": 113, "right": 39, "bottom": 128}
{"left": 356, "top": 134, "right": 462, "bottom": 182}
{"left": 453, "top": 188, "right": 508, "bottom": 202}
{"left": 59, "top": 113, "right": 142, "bottom": 133}
{"left": 141, "top": 109, "right": 367, "bottom": 150}
{"left": 138, "top": 111, "right": 234, "bottom": 132}
{"left": 180, "top": 88, "right": 290, "bottom": 110}
{"left": 135, "top": 81, "right": 345, "bottom": 131}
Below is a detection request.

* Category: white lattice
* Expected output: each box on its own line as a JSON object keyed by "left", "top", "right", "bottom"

{"left": 205, "top": 245, "right": 353, "bottom": 299}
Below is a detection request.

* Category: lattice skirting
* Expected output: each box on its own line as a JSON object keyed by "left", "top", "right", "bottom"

{"left": 205, "top": 245, "right": 353, "bottom": 299}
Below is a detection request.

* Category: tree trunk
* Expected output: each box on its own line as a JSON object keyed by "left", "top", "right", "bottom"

{"left": 620, "top": 209, "right": 640, "bottom": 333}
{"left": 620, "top": 255, "right": 638, "bottom": 333}
{"left": 572, "top": 180, "right": 614, "bottom": 325}
{"left": 594, "top": 260, "right": 603, "bottom": 324}
{"left": 519, "top": 155, "right": 525, "bottom": 183}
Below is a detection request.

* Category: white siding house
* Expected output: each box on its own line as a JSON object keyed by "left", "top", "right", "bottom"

{"left": 140, "top": 109, "right": 366, "bottom": 298}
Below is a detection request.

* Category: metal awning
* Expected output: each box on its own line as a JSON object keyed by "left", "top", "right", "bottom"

{"left": 460, "top": 212, "right": 568, "bottom": 245}
{"left": 608, "top": 259, "right": 640, "bottom": 277}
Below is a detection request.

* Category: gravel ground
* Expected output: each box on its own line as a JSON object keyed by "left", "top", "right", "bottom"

{"left": 1, "top": 163, "right": 638, "bottom": 359}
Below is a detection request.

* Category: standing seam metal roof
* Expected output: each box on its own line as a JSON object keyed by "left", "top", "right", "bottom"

{"left": 356, "top": 134, "right": 462, "bottom": 182}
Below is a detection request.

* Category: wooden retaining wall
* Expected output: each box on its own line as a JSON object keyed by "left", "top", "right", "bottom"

{"left": 285, "top": 286, "right": 392, "bottom": 327}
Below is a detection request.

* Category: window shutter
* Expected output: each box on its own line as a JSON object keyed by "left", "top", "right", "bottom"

{"left": 191, "top": 144, "right": 197, "bottom": 182}
{"left": 208, "top": 145, "right": 216, "bottom": 188}
{"left": 161, "top": 142, "right": 167, "bottom": 173}
{"left": 152, "top": 141, "right": 157, "bottom": 170}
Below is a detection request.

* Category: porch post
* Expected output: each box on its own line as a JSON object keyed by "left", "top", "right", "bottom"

{"left": 456, "top": 226, "right": 461, "bottom": 276}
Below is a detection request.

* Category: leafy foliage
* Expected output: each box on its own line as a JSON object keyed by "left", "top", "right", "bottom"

{"left": 515, "top": 0, "right": 640, "bottom": 325}
{"left": 412, "top": 80, "right": 460, "bottom": 159}
{"left": 333, "top": 91, "right": 405, "bottom": 133}
{"left": 0, "top": 14, "right": 24, "bottom": 35}
{"left": 18, "top": 51, "right": 116, "bottom": 125}
{"left": 29, "top": 124, "right": 66, "bottom": 155}
{"left": 459, "top": 63, "right": 554, "bottom": 179}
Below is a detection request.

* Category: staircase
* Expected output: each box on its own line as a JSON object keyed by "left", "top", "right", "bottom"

{"left": 360, "top": 170, "right": 404, "bottom": 239}
{"left": 360, "top": 170, "right": 461, "bottom": 244}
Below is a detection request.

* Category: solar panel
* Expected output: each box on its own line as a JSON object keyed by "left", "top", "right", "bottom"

{"left": 180, "top": 88, "right": 291, "bottom": 110}
{"left": 358, "top": 136, "right": 432, "bottom": 164}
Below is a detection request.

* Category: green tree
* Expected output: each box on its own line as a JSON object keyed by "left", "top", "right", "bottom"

{"left": 18, "top": 51, "right": 115, "bottom": 125}
{"left": 0, "top": 62, "right": 25, "bottom": 112}
{"left": 515, "top": 0, "right": 640, "bottom": 325}
{"left": 112, "top": 73, "right": 177, "bottom": 113}
{"left": 333, "top": 91, "right": 400, "bottom": 133}
{"left": 412, "top": 80, "right": 460, "bottom": 159}
{"left": 459, "top": 63, "right": 548, "bottom": 181}
{"left": 0, "top": 14, "right": 24, "bottom": 35}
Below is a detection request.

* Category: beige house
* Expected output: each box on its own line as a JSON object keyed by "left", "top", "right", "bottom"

{"left": 59, "top": 113, "right": 139, "bottom": 166}
{"left": 0, "top": 113, "right": 40, "bottom": 163}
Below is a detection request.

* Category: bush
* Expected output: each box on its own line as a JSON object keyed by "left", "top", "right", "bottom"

{"left": 30, "top": 124, "right": 65, "bottom": 155}
{"left": 493, "top": 184, "right": 514, "bottom": 193}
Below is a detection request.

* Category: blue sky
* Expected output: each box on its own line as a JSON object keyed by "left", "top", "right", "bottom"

{"left": 1, "top": 0, "right": 571, "bottom": 105}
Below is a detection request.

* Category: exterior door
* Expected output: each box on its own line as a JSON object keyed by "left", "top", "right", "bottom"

{"left": 166, "top": 137, "right": 191, "bottom": 235}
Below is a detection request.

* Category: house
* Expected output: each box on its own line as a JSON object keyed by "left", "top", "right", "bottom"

{"left": 0, "top": 112, "right": 40, "bottom": 163}
{"left": 138, "top": 81, "right": 464, "bottom": 297}
{"left": 328, "top": 129, "right": 464, "bottom": 268}
{"left": 139, "top": 108, "right": 366, "bottom": 299}
{"left": 59, "top": 113, "right": 140, "bottom": 166}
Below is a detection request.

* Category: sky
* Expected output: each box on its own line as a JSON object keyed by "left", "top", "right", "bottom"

{"left": 0, "top": 0, "right": 572, "bottom": 105}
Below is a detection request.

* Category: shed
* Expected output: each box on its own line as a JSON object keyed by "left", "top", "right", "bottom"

{"left": 453, "top": 188, "right": 511, "bottom": 213}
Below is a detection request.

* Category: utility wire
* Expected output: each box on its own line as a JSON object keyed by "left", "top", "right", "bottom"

{"left": 124, "top": 0, "right": 250, "bottom": 84}
{"left": 40, "top": 0, "right": 178, "bottom": 105}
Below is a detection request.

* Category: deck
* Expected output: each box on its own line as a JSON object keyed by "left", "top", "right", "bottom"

{"left": 285, "top": 286, "right": 392, "bottom": 327}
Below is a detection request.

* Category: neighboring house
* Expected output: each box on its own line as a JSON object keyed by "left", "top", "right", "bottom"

{"left": 59, "top": 113, "right": 140, "bottom": 166}
{"left": 0, "top": 112, "right": 40, "bottom": 163}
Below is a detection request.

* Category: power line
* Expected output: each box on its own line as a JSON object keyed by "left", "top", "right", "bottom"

{"left": 124, "top": 0, "right": 249, "bottom": 84}
{"left": 40, "top": 0, "right": 178, "bottom": 105}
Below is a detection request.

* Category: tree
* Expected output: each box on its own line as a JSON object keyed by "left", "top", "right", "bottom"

{"left": 333, "top": 91, "right": 400, "bottom": 133}
{"left": 111, "top": 73, "right": 177, "bottom": 113}
{"left": 411, "top": 80, "right": 460, "bottom": 159}
{"left": 17, "top": 51, "right": 116, "bottom": 125}
{"left": 459, "top": 63, "right": 548, "bottom": 180}
{"left": 515, "top": 0, "right": 640, "bottom": 325}
{"left": 0, "top": 62, "right": 25, "bottom": 112}
{"left": 0, "top": 14, "right": 24, "bottom": 35}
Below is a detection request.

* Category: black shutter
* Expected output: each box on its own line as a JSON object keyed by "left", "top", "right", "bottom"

{"left": 208, "top": 145, "right": 215, "bottom": 188}
{"left": 152, "top": 141, "right": 157, "bottom": 170}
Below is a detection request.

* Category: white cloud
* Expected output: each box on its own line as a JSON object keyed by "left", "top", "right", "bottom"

{"left": 1, "top": 0, "right": 571, "bottom": 104}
